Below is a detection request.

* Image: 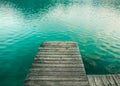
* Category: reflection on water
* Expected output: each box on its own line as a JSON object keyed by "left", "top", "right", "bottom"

{"left": 0, "top": 0, "right": 120, "bottom": 86}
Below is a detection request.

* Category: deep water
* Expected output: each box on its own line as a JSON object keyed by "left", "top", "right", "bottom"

{"left": 0, "top": 0, "right": 120, "bottom": 86}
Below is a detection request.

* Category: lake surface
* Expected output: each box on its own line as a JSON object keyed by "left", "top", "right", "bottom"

{"left": 0, "top": 0, "right": 120, "bottom": 86}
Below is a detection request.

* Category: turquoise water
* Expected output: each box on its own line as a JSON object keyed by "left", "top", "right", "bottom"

{"left": 0, "top": 0, "right": 120, "bottom": 86}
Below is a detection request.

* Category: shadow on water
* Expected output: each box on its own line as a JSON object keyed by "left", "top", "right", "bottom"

{"left": 0, "top": 0, "right": 53, "bottom": 15}
{"left": 1, "top": 0, "right": 120, "bottom": 15}
{"left": 0, "top": 0, "right": 72, "bottom": 15}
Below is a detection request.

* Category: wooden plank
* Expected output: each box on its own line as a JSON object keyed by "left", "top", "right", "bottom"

{"left": 94, "top": 75, "right": 104, "bottom": 86}
{"left": 28, "top": 71, "right": 86, "bottom": 76}
{"left": 87, "top": 75, "right": 96, "bottom": 86}
{"left": 24, "top": 41, "right": 89, "bottom": 86}
{"left": 35, "top": 57, "right": 81, "bottom": 60}
{"left": 36, "top": 55, "right": 82, "bottom": 58}
{"left": 40, "top": 42, "right": 77, "bottom": 47}
{"left": 24, "top": 81, "right": 89, "bottom": 86}
{"left": 37, "top": 51, "right": 80, "bottom": 55}
{"left": 33, "top": 60, "right": 82, "bottom": 64}
{"left": 26, "top": 76, "right": 87, "bottom": 81}
{"left": 30, "top": 67, "right": 85, "bottom": 72}
{"left": 41, "top": 41, "right": 77, "bottom": 45}
{"left": 112, "top": 74, "right": 120, "bottom": 85}
{"left": 31, "top": 63, "right": 84, "bottom": 68}
{"left": 88, "top": 74, "right": 120, "bottom": 86}
{"left": 40, "top": 45, "right": 77, "bottom": 48}
{"left": 117, "top": 74, "right": 120, "bottom": 78}
{"left": 101, "top": 75, "right": 110, "bottom": 86}
{"left": 106, "top": 75, "right": 117, "bottom": 85}
{"left": 39, "top": 49, "right": 78, "bottom": 52}
{"left": 39, "top": 48, "right": 78, "bottom": 50}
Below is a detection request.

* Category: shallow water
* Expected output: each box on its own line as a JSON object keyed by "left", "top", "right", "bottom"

{"left": 0, "top": 0, "right": 120, "bottom": 86}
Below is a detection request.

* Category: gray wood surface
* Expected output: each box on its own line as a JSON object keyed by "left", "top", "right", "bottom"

{"left": 24, "top": 41, "right": 89, "bottom": 86}
{"left": 87, "top": 74, "right": 120, "bottom": 86}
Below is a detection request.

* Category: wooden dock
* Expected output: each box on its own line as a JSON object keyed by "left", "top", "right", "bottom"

{"left": 24, "top": 41, "right": 120, "bottom": 86}
{"left": 24, "top": 41, "right": 89, "bottom": 86}
{"left": 88, "top": 74, "right": 120, "bottom": 86}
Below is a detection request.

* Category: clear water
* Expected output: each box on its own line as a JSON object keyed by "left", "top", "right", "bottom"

{"left": 0, "top": 0, "right": 120, "bottom": 86}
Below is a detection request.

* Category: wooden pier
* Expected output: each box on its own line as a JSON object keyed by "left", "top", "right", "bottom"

{"left": 88, "top": 74, "right": 120, "bottom": 86}
{"left": 24, "top": 41, "right": 89, "bottom": 86}
{"left": 24, "top": 41, "right": 120, "bottom": 86}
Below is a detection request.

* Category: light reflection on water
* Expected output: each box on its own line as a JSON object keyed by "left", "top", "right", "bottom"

{"left": 0, "top": 0, "right": 120, "bottom": 86}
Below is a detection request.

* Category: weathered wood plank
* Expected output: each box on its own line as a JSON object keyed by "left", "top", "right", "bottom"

{"left": 30, "top": 67, "right": 85, "bottom": 72}
{"left": 112, "top": 74, "right": 120, "bottom": 85}
{"left": 24, "top": 41, "right": 89, "bottom": 86}
{"left": 35, "top": 55, "right": 82, "bottom": 59}
{"left": 41, "top": 42, "right": 77, "bottom": 47}
{"left": 28, "top": 71, "right": 86, "bottom": 76}
{"left": 40, "top": 45, "right": 77, "bottom": 48}
{"left": 41, "top": 41, "right": 77, "bottom": 45}
{"left": 24, "top": 81, "right": 89, "bottom": 86}
{"left": 87, "top": 75, "right": 96, "bottom": 86}
{"left": 31, "top": 63, "right": 84, "bottom": 68}
{"left": 38, "top": 51, "right": 80, "bottom": 55}
{"left": 87, "top": 74, "right": 120, "bottom": 86}
{"left": 94, "top": 75, "right": 104, "bottom": 86}
{"left": 39, "top": 47, "right": 78, "bottom": 50}
{"left": 101, "top": 75, "right": 110, "bottom": 86}
{"left": 39, "top": 49, "right": 78, "bottom": 52}
{"left": 33, "top": 60, "right": 82, "bottom": 64}
{"left": 34, "top": 57, "right": 81, "bottom": 61}
{"left": 26, "top": 76, "right": 87, "bottom": 81}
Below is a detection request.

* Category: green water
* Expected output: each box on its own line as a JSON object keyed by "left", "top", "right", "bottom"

{"left": 0, "top": 0, "right": 120, "bottom": 86}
